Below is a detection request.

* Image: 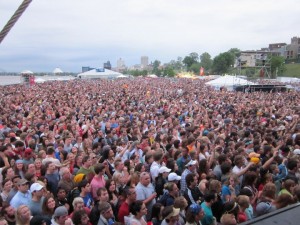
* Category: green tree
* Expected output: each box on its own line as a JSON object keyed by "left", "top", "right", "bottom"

{"left": 163, "top": 66, "right": 176, "bottom": 77}
{"left": 183, "top": 52, "right": 199, "bottom": 71}
{"left": 270, "top": 56, "right": 286, "bottom": 78}
{"left": 190, "top": 63, "right": 202, "bottom": 75}
{"left": 212, "top": 52, "right": 235, "bottom": 74}
{"left": 152, "top": 60, "right": 161, "bottom": 75}
{"left": 200, "top": 52, "right": 213, "bottom": 71}
{"left": 228, "top": 48, "right": 241, "bottom": 58}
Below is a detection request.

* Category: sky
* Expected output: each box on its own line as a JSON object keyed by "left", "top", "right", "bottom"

{"left": 0, "top": 0, "right": 299, "bottom": 73}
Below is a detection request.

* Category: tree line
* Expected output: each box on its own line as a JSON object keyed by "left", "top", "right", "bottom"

{"left": 123, "top": 48, "right": 286, "bottom": 78}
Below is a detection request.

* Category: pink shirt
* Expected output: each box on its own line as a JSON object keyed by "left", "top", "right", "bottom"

{"left": 90, "top": 175, "right": 106, "bottom": 200}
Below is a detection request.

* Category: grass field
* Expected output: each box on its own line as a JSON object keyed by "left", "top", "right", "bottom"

{"left": 283, "top": 63, "right": 300, "bottom": 77}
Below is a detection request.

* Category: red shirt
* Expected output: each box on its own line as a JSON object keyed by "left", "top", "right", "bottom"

{"left": 118, "top": 201, "right": 129, "bottom": 224}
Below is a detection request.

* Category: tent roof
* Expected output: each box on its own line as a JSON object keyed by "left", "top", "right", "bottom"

{"left": 206, "top": 75, "right": 256, "bottom": 86}
{"left": 53, "top": 68, "right": 63, "bottom": 74}
{"left": 20, "top": 70, "right": 33, "bottom": 74}
{"left": 77, "top": 68, "right": 122, "bottom": 78}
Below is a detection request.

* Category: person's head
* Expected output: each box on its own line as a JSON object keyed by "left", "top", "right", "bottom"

{"left": 236, "top": 195, "right": 250, "bottom": 209}
{"left": 173, "top": 196, "right": 188, "bottom": 211}
{"left": 1, "top": 203, "right": 15, "bottom": 220}
{"left": 17, "top": 178, "right": 29, "bottom": 193}
{"left": 0, "top": 218, "right": 8, "bottom": 225}
{"left": 140, "top": 172, "right": 151, "bottom": 186}
{"left": 151, "top": 203, "right": 164, "bottom": 220}
{"left": 71, "top": 210, "right": 90, "bottom": 225}
{"left": 204, "top": 192, "right": 217, "bottom": 204}
{"left": 209, "top": 179, "right": 222, "bottom": 193}
{"left": 16, "top": 205, "right": 31, "bottom": 224}
{"left": 97, "top": 187, "right": 109, "bottom": 202}
{"left": 220, "top": 213, "right": 237, "bottom": 225}
{"left": 282, "top": 179, "right": 296, "bottom": 193}
{"left": 82, "top": 155, "right": 92, "bottom": 168}
{"left": 94, "top": 163, "right": 106, "bottom": 176}
{"left": 162, "top": 206, "right": 180, "bottom": 224}
{"left": 185, "top": 173, "right": 198, "bottom": 188}
{"left": 130, "top": 200, "right": 147, "bottom": 217}
{"left": 274, "top": 193, "right": 294, "bottom": 209}
{"left": 42, "top": 196, "right": 56, "bottom": 215}
{"left": 99, "top": 202, "right": 113, "bottom": 220}
{"left": 53, "top": 206, "right": 69, "bottom": 225}
{"left": 2, "top": 178, "right": 12, "bottom": 192}
{"left": 165, "top": 182, "right": 179, "bottom": 197}
{"left": 261, "top": 183, "right": 276, "bottom": 199}
{"left": 124, "top": 186, "right": 137, "bottom": 202}
{"left": 30, "top": 182, "right": 44, "bottom": 199}
{"left": 72, "top": 197, "right": 85, "bottom": 211}
{"left": 59, "top": 167, "right": 71, "bottom": 181}
{"left": 57, "top": 187, "right": 67, "bottom": 200}
{"left": 186, "top": 203, "right": 205, "bottom": 224}
{"left": 78, "top": 179, "right": 91, "bottom": 193}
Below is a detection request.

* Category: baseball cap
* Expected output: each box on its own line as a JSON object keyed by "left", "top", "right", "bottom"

{"left": 293, "top": 149, "right": 300, "bottom": 155}
{"left": 185, "top": 160, "right": 197, "bottom": 167}
{"left": 159, "top": 166, "right": 171, "bottom": 174}
{"left": 168, "top": 172, "right": 181, "bottom": 181}
{"left": 30, "top": 182, "right": 44, "bottom": 193}
{"left": 74, "top": 173, "right": 86, "bottom": 183}
{"left": 53, "top": 206, "right": 68, "bottom": 218}
{"left": 17, "top": 178, "right": 29, "bottom": 186}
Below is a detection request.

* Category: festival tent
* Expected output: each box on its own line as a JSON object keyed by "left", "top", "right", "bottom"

{"left": 77, "top": 68, "right": 123, "bottom": 79}
{"left": 116, "top": 74, "right": 129, "bottom": 78}
{"left": 20, "top": 70, "right": 33, "bottom": 74}
{"left": 53, "top": 68, "right": 63, "bottom": 75}
{"left": 206, "top": 75, "right": 256, "bottom": 91}
{"left": 147, "top": 74, "right": 158, "bottom": 78}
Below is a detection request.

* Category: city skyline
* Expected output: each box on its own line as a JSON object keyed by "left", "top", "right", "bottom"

{"left": 0, "top": 0, "right": 299, "bottom": 72}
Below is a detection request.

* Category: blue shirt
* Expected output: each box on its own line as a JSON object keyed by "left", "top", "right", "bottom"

{"left": 10, "top": 191, "right": 32, "bottom": 209}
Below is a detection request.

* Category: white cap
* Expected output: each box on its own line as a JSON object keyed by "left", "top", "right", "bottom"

{"left": 30, "top": 182, "right": 44, "bottom": 193}
{"left": 185, "top": 160, "right": 197, "bottom": 167}
{"left": 159, "top": 166, "right": 171, "bottom": 174}
{"left": 293, "top": 149, "right": 300, "bottom": 155}
{"left": 168, "top": 172, "right": 181, "bottom": 181}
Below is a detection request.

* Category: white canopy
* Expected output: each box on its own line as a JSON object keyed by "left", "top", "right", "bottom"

{"left": 117, "top": 74, "right": 129, "bottom": 78}
{"left": 147, "top": 74, "right": 158, "bottom": 78}
{"left": 20, "top": 70, "right": 33, "bottom": 74}
{"left": 206, "top": 75, "right": 255, "bottom": 90}
{"left": 53, "top": 68, "right": 63, "bottom": 74}
{"left": 77, "top": 68, "right": 123, "bottom": 79}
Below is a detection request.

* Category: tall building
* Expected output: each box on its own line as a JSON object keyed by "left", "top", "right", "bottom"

{"left": 103, "top": 61, "right": 111, "bottom": 70}
{"left": 117, "top": 58, "right": 125, "bottom": 68}
{"left": 141, "top": 56, "right": 149, "bottom": 68}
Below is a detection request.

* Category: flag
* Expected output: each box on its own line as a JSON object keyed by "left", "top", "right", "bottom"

{"left": 200, "top": 67, "right": 204, "bottom": 76}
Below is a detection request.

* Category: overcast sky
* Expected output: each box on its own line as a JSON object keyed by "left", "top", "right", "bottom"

{"left": 0, "top": 0, "right": 299, "bottom": 72}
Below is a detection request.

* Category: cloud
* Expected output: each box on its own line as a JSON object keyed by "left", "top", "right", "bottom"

{"left": 0, "top": 0, "right": 299, "bottom": 72}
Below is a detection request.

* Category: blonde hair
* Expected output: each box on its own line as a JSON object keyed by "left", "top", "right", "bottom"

{"left": 16, "top": 205, "right": 31, "bottom": 225}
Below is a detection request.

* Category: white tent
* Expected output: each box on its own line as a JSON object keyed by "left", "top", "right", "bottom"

{"left": 206, "top": 75, "right": 256, "bottom": 91}
{"left": 77, "top": 68, "right": 123, "bottom": 79}
{"left": 147, "top": 74, "right": 158, "bottom": 78}
{"left": 20, "top": 70, "right": 33, "bottom": 74}
{"left": 53, "top": 68, "right": 63, "bottom": 74}
{"left": 117, "top": 74, "right": 129, "bottom": 78}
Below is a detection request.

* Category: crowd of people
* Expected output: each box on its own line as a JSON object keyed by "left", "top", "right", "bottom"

{"left": 0, "top": 77, "right": 299, "bottom": 225}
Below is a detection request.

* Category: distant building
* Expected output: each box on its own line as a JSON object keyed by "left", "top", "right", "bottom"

{"left": 285, "top": 36, "right": 300, "bottom": 59}
{"left": 238, "top": 50, "right": 270, "bottom": 67}
{"left": 141, "top": 56, "right": 149, "bottom": 68}
{"left": 117, "top": 58, "right": 125, "bottom": 68}
{"left": 104, "top": 61, "right": 112, "bottom": 70}
{"left": 82, "top": 67, "right": 94, "bottom": 73}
